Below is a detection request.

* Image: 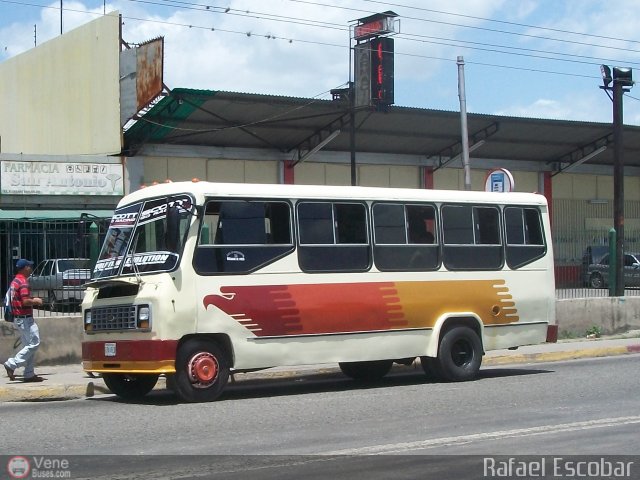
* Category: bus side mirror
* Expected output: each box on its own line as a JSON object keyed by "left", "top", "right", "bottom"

{"left": 166, "top": 206, "right": 180, "bottom": 253}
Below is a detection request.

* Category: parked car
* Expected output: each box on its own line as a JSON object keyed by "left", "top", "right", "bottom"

{"left": 30, "top": 258, "right": 92, "bottom": 310}
{"left": 586, "top": 252, "right": 640, "bottom": 289}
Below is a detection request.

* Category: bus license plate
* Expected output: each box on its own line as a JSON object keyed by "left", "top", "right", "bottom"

{"left": 104, "top": 343, "right": 116, "bottom": 357}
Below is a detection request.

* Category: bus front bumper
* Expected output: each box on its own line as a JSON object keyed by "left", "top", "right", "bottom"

{"left": 82, "top": 340, "right": 178, "bottom": 374}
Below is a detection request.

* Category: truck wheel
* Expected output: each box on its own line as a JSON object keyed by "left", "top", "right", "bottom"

{"left": 48, "top": 291, "right": 58, "bottom": 312}
{"left": 434, "top": 326, "right": 482, "bottom": 382}
{"left": 589, "top": 273, "right": 604, "bottom": 289}
{"left": 339, "top": 360, "right": 393, "bottom": 381}
{"left": 174, "top": 339, "right": 230, "bottom": 403}
{"left": 102, "top": 373, "right": 159, "bottom": 400}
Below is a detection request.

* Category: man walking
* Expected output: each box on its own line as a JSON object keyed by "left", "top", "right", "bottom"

{"left": 3, "top": 259, "right": 45, "bottom": 382}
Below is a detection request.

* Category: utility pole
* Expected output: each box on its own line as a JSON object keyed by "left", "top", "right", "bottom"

{"left": 349, "top": 81, "right": 356, "bottom": 186}
{"left": 600, "top": 65, "right": 633, "bottom": 296}
{"left": 457, "top": 56, "right": 471, "bottom": 190}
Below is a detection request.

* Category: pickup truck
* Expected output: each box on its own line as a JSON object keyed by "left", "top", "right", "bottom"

{"left": 30, "top": 258, "right": 92, "bottom": 311}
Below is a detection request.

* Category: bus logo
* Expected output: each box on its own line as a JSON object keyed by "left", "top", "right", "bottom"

{"left": 226, "top": 251, "right": 245, "bottom": 262}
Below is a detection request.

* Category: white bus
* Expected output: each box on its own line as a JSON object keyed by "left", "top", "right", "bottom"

{"left": 82, "top": 181, "right": 556, "bottom": 402}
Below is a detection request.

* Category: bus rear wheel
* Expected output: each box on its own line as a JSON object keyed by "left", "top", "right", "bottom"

{"left": 102, "top": 373, "right": 159, "bottom": 400}
{"left": 433, "top": 326, "right": 482, "bottom": 382}
{"left": 174, "top": 339, "right": 230, "bottom": 403}
{"left": 339, "top": 360, "right": 393, "bottom": 381}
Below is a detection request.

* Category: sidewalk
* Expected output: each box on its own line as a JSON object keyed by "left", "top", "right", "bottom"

{"left": 1, "top": 333, "right": 639, "bottom": 403}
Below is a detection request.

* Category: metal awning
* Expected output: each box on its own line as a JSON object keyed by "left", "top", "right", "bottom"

{"left": 124, "top": 88, "right": 640, "bottom": 171}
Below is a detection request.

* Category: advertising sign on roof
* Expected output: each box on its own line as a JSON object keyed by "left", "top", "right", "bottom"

{"left": 354, "top": 17, "right": 395, "bottom": 41}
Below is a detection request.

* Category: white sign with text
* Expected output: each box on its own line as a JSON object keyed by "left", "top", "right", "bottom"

{"left": 1, "top": 160, "right": 124, "bottom": 195}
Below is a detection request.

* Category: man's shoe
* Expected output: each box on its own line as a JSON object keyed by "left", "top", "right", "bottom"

{"left": 23, "top": 375, "right": 45, "bottom": 383}
{"left": 3, "top": 363, "right": 15, "bottom": 381}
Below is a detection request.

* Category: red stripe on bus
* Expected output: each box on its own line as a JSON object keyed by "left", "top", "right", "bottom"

{"left": 203, "top": 282, "right": 406, "bottom": 336}
{"left": 82, "top": 340, "right": 178, "bottom": 362}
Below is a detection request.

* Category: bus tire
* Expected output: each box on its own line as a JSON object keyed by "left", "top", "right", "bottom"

{"left": 339, "top": 360, "right": 393, "bottom": 381}
{"left": 435, "top": 326, "right": 482, "bottom": 382}
{"left": 174, "top": 339, "right": 230, "bottom": 403}
{"left": 102, "top": 373, "right": 159, "bottom": 400}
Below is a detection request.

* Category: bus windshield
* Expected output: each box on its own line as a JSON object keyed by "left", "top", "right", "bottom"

{"left": 93, "top": 195, "right": 194, "bottom": 279}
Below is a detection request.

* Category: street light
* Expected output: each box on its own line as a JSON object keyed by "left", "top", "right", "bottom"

{"left": 600, "top": 65, "right": 634, "bottom": 296}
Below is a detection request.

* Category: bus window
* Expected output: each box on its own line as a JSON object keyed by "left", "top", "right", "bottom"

{"left": 505, "top": 207, "right": 546, "bottom": 269}
{"left": 442, "top": 204, "right": 503, "bottom": 270}
{"left": 194, "top": 200, "right": 293, "bottom": 274}
{"left": 297, "top": 202, "right": 334, "bottom": 244}
{"left": 297, "top": 201, "right": 370, "bottom": 272}
{"left": 373, "top": 203, "right": 405, "bottom": 244}
{"left": 373, "top": 203, "right": 439, "bottom": 272}
{"left": 407, "top": 205, "right": 436, "bottom": 244}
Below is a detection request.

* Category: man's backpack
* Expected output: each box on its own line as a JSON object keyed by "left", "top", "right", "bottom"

{"left": 3, "top": 286, "right": 14, "bottom": 323}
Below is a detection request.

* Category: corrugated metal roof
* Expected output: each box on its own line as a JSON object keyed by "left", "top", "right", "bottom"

{"left": 124, "top": 88, "right": 640, "bottom": 168}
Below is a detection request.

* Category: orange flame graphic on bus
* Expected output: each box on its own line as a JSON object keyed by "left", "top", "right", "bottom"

{"left": 203, "top": 280, "right": 518, "bottom": 337}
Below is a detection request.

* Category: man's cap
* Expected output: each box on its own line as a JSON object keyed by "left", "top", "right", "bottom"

{"left": 15, "top": 259, "right": 34, "bottom": 270}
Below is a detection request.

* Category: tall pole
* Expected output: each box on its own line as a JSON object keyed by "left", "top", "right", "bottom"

{"left": 349, "top": 23, "right": 357, "bottom": 187}
{"left": 60, "top": 0, "right": 63, "bottom": 34}
{"left": 457, "top": 56, "right": 471, "bottom": 190}
{"left": 613, "top": 79, "right": 625, "bottom": 296}
{"left": 350, "top": 81, "right": 357, "bottom": 186}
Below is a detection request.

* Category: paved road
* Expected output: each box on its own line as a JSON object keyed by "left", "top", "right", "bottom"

{"left": 1, "top": 354, "right": 638, "bottom": 479}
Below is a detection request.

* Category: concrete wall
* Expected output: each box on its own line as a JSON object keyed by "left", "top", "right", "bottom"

{"left": 2, "top": 298, "right": 639, "bottom": 366}
{"left": 1, "top": 317, "right": 83, "bottom": 367}
{"left": 556, "top": 297, "right": 640, "bottom": 337}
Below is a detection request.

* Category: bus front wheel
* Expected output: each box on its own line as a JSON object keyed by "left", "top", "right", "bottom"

{"left": 339, "top": 360, "right": 393, "bottom": 381}
{"left": 434, "top": 326, "right": 482, "bottom": 382}
{"left": 174, "top": 339, "right": 230, "bottom": 403}
{"left": 102, "top": 373, "right": 159, "bottom": 400}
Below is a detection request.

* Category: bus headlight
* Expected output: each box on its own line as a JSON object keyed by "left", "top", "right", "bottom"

{"left": 137, "top": 306, "right": 151, "bottom": 330}
{"left": 84, "top": 310, "right": 92, "bottom": 332}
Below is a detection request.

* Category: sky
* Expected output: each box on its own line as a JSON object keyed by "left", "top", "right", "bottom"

{"left": 2, "top": 0, "right": 640, "bottom": 125}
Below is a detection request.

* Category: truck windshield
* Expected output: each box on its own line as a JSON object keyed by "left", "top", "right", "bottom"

{"left": 93, "top": 195, "right": 194, "bottom": 279}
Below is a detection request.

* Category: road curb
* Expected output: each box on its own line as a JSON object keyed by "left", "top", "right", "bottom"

{"left": 483, "top": 345, "right": 636, "bottom": 366}
{"left": 0, "top": 384, "right": 93, "bottom": 402}
{"left": 1, "top": 344, "right": 638, "bottom": 403}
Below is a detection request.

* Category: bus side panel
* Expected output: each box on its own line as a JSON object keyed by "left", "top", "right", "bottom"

{"left": 196, "top": 275, "right": 548, "bottom": 369}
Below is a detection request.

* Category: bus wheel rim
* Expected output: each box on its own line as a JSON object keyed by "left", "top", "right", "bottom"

{"left": 188, "top": 352, "right": 219, "bottom": 387}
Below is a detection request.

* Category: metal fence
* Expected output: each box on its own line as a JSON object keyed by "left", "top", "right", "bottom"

{"left": 1, "top": 216, "right": 110, "bottom": 316}
{"left": 552, "top": 198, "right": 640, "bottom": 299}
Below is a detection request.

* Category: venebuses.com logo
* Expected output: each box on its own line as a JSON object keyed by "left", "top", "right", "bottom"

{"left": 7, "top": 456, "right": 71, "bottom": 479}
{"left": 7, "top": 456, "right": 30, "bottom": 479}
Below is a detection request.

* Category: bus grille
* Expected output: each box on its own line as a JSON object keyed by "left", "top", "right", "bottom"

{"left": 91, "top": 305, "right": 138, "bottom": 331}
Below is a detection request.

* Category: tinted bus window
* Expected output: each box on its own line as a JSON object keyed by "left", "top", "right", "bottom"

{"left": 442, "top": 204, "right": 502, "bottom": 270}
{"left": 373, "top": 203, "right": 439, "bottom": 271}
{"left": 194, "top": 200, "right": 293, "bottom": 274}
{"left": 505, "top": 206, "right": 546, "bottom": 269}
{"left": 298, "top": 201, "right": 370, "bottom": 272}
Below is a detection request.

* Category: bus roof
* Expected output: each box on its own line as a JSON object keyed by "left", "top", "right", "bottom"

{"left": 120, "top": 181, "right": 548, "bottom": 208}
